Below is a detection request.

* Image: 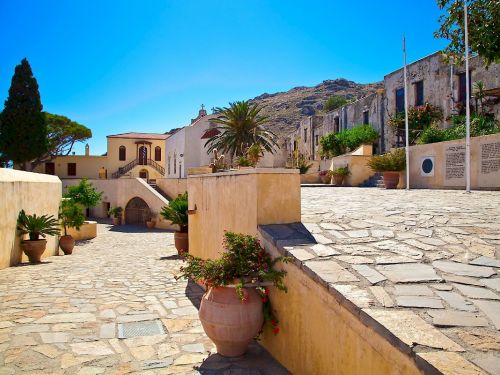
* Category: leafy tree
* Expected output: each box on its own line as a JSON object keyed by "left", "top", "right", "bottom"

{"left": 435, "top": 0, "right": 500, "bottom": 66}
{"left": 205, "top": 101, "right": 279, "bottom": 159}
{"left": 64, "top": 179, "right": 103, "bottom": 216}
{"left": 0, "top": 58, "right": 47, "bottom": 170}
{"left": 30, "top": 112, "right": 92, "bottom": 169}
{"left": 324, "top": 95, "right": 349, "bottom": 112}
{"left": 320, "top": 125, "right": 379, "bottom": 157}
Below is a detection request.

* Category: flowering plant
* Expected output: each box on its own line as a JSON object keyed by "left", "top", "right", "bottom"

{"left": 177, "top": 231, "right": 290, "bottom": 334}
{"left": 318, "top": 170, "right": 329, "bottom": 176}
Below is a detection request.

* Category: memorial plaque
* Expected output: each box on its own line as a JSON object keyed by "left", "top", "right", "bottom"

{"left": 479, "top": 140, "right": 500, "bottom": 188}
{"left": 444, "top": 144, "right": 465, "bottom": 186}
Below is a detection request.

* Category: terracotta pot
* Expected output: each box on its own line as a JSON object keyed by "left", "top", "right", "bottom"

{"left": 112, "top": 217, "right": 121, "bottom": 225}
{"left": 383, "top": 171, "right": 400, "bottom": 189}
{"left": 174, "top": 231, "right": 189, "bottom": 256}
{"left": 59, "top": 235, "right": 75, "bottom": 255}
{"left": 320, "top": 175, "right": 331, "bottom": 184}
{"left": 146, "top": 220, "right": 156, "bottom": 229}
{"left": 199, "top": 286, "right": 263, "bottom": 357}
{"left": 20, "top": 239, "right": 47, "bottom": 263}
{"left": 333, "top": 175, "right": 344, "bottom": 186}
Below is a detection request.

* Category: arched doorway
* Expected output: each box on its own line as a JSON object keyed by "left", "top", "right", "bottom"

{"left": 139, "top": 146, "right": 148, "bottom": 165}
{"left": 125, "top": 197, "right": 149, "bottom": 225}
{"left": 139, "top": 169, "right": 148, "bottom": 181}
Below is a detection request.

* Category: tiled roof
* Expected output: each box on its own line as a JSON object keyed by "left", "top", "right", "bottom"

{"left": 201, "top": 128, "right": 220, "bottom": 139}
{"left": 107, "top": 132, "right": 170, "bottom": 140}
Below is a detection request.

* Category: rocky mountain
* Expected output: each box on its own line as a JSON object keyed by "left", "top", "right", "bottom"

{"left": 249, "top": 78, "right": 382, "bottom": 137}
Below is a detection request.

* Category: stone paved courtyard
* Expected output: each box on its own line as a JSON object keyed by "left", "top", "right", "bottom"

{"left": 0, "top": 224, "right": 287, "bottom": 375}
{"left": 298, "top": 187, "right": 500, "bottom": 374}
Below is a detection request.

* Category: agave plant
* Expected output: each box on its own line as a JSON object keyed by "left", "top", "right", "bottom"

{"left": 205, "top": 101, "right": 279, "bottom": 159}
{"left": 17, "top": 210, "right": 60, "bottom": 241}
{"left": 160, "top": 192, "right": 188, "bottom": 232}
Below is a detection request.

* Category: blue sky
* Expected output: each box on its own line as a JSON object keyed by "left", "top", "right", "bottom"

{"left": 0, "top": 0, "right": 448, "bottom": 155}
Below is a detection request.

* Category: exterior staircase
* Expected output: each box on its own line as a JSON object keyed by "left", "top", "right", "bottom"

{"left": 148, "top": 181, "right": 172, "bottom": 201}
{"left": 111, "top": 158, "right": 165, "bottom": 179}
{"left": 360, "top": 172, "right": 385, "bottom": 188}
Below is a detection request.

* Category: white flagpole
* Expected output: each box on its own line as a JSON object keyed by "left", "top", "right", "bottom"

{"left": 403, "top": 34, "right": 410, "bottom": 190}
{"left": 464, "top": 1, "right": 471, "bottom": 193}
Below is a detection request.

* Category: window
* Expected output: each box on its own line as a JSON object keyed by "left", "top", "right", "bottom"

{"left": 363, "top": 111, "right": 369, "bottom": 125}
{"left": 119, "top": 146, "right": 126, "bottom": 161}
{"left": 395, "top": 88, "right": 405, "bottom": 113}
{"left": 154, "top": 146, "right": 161, "bottom": 161}
{"left": 303, "top": 129, "right": 307, "bottom": 143}
{"left": 45, "top": 162, "right": 55, "bottom": 175}
{"left": 414, "top": 81, "right": 424, "bottom": 106}
{"left": 167, "top": 156, "right": 171, "bottom": 174}
{"left": 67, "top": 163, "right": 76, "bottom": 176}
{"left": 334, "top": 117, "right": 340, "bottom": 133}
{"left": 315, "top": 135, "right": 319, "bottom": 146}
{"left": 458, "top": 72, "right": 471, "bottom": 103}
{"left": 174, "top": 153, "right": 177, "bottom": 174}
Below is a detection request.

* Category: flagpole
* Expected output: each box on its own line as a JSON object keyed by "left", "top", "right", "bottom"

{"left": 403, "top": 34, "right": 410, "bottom": 190}
{"left": 464, "top": 1, "right": 471, "bottom": 193}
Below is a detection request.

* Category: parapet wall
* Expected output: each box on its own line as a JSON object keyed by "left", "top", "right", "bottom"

{"left": 0, "top": 169, "right": 62, "bottom": 269}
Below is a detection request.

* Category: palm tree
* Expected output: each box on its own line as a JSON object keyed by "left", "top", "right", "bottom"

{"left": 205, "top": 101, "right": 279, "bottom": 159}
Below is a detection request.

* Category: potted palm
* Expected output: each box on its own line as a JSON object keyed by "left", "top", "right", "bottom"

{"left": 17, "top": 210, "right": 60, "bottom": 263}
{"left": 367, "top": 148, "right": 406, "bottom": 189}
{"left": 161, "top": 192, "right": 188, "bottom": 255}
{"left": 178, "top": 232, "right": 289, "bottom": 357}
{"left": 108, "top": 206, "right": 123, "bottom": 225}
{"left": 330, "top": 166, "right": 350, "bottom": 186}
{"left": 59, "top": 199, "right": 85, "bottom": 255}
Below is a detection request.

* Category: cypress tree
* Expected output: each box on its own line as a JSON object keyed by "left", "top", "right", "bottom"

{"left": 0, "top": 58, "right": 47, "bottom": 169}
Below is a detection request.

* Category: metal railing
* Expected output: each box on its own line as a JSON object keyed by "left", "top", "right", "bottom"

{"left": 111, "top": 158, "right": 165, "bottom": 179}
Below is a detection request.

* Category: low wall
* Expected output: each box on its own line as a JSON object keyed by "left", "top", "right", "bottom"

{"left": 0, "top": 169, "right": 62, "bottom": 268}
{"left": 408, "top": 133, "right": 500, "bottom": 190}
{"left": 66, "top": 221, "right": 97, "bottom": 240}
{"left": 156, "top": 178, "right": 187, "bottom": 199}
{"left": 187, "top": 169, "right": 300, "bottom": 260}
{"left": 62, "top": 178, "right": 176, "bottom": 230}
{"left": 258, "top": 228, "right": 425, "bottom": 375}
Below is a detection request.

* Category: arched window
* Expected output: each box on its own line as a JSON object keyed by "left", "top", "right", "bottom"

{"left": 174, "top": 153, "right": 177, "bottom": 174}
{"left": 154, "top": 146, "right": 161, "bottom": 161}
{"left": 167, "top": 155, "right": 171, "bottom": 175}
{"left": 119, "top": 146, "right": 126, "bottom": 161}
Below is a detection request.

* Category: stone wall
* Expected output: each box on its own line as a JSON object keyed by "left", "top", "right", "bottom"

{"left": 156, "top": 178, "right": 187, "bottom": 199}
{"left": 0, "top": 169, "right": 62, "bottom": 269}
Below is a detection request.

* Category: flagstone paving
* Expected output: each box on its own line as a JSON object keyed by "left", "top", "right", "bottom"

{"left": 0, "top": 224, "right": 288, "bottom": 375}
{"left": 296, "top": 187, "right": 500, "bottom": 374}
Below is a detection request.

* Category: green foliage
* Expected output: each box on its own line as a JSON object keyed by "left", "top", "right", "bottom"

{"left": 367, "top": 149, "right": 406, "bottom": 172}
{"left": 236, "top": 156, "right": 252, "bottom": 167}
{"left": 324, "top": 95, "right": 349, "bottom": 112}
{"left": 177, "top": 232, "right": 290, "bottom": 332}
{"left": 435, "top": 0, "right": 500, "bottom": 67}
{"left": 246, "top": 143, "right": 263, "bottom": 166}
{"left": 330, "top": 166, "right": 350, "bottom": 177}
{"left": 108, "top": 206, "right": 123, "bottom": 218}
{"left": 205, "top": 101, "right": 279, "bottom": 159}
{"left": 64, "top": 179, "right": 103, "bottom": 210}
{"left": 59, "top": 199, "right": 85, "bottom": 236}
{"left": 320, "top": 125, "right": 379, "bottom": 158}
{"left": 0, "top": 58, "right": 47, "bottom": 169}
{"left": 417, "top": 115, "right": 500, "bottom": 144}
{"left": 17, "top": 209, "right": 60, "bottom": 241}
{"left": 160, "top": 192, "right": 188, "bottom": 232}
{"left": 297, "top": 156, "right": 312, "bottom": 174}
{"left": 388, "top": 103, "right": 443, "bottom": 130}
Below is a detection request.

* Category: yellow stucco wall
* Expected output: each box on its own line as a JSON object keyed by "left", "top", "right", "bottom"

{"left": 187, "top": 169, "right": 300, "bottom": 260}
{"left": 259, "top": 235, "right": 424, "bottom": 375}
{"left": 407, "top": 133, "right": 500, "bottom": 190}
{"left": 330, "top": 155, "right": 375, "bottom": 186}
{"left": 156, "top": 178, "right": 187, "bottom": 199}
{"left": 66, "top": 221, "right": 97, "bottom": 240}
{"left": 32, "top": 155, "right": 107, "bottom": 179}
{"left": 0, "top": 169, "right": 62, "bottom": 269}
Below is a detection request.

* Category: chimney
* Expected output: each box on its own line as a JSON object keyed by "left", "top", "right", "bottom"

{"left": 85, "top": 144, "right": 90, "bottom": 156}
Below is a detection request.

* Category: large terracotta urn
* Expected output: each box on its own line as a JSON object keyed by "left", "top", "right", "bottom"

{"left": 383, "top": 171, "right": 400, "bottom": 189}
{"left": 59, "top": 235, "right": 75, "bottom": 255}
{"left": 21, "top": 239, "right": 47, "bottom": 263}
{"left": 199, "top": 286, "right": 264, "bottom": 357}
{"left": 174, "top": 232, "right": 189, "bottom": 256}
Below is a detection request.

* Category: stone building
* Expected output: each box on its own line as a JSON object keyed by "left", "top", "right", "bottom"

{"left": 283, "top": 52, "right": 499, "bottom": 163}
